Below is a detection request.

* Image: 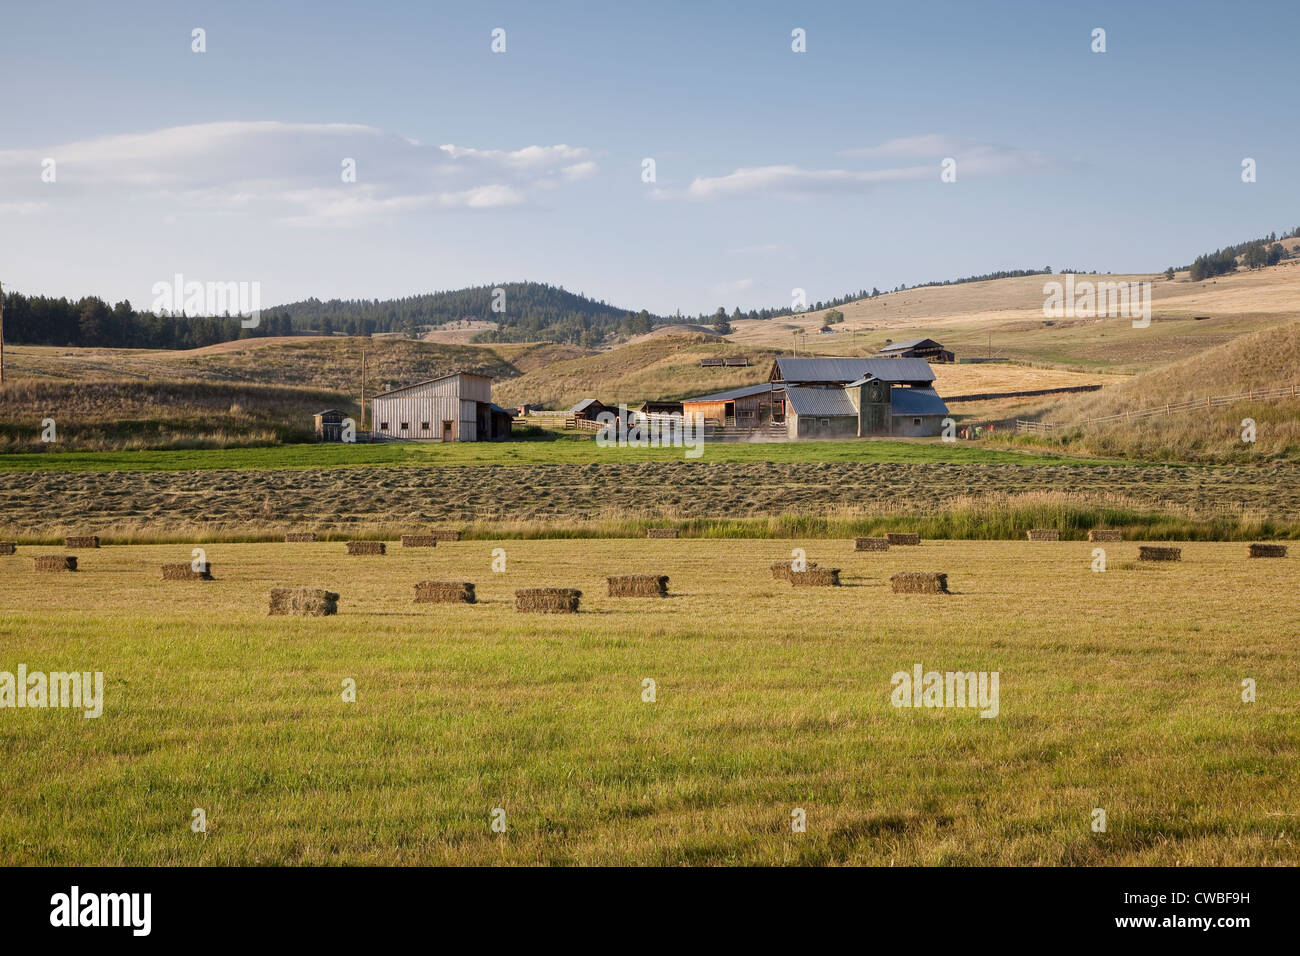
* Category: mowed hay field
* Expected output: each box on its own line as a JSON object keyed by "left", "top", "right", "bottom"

{"left": 1, "top": 538, "right": 1297, "bottom": 866}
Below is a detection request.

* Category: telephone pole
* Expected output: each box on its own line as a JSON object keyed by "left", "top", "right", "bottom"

{"left": 0, "top": 279, "right": 6, "bottom": 385}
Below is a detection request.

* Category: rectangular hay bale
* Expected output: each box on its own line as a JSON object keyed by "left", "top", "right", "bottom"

{"left": 284, "top": 532, "right": 317, "bottom": 543}
{"left": 514, "top": 587, "right": 581, "bottom": 613}
{"left": 854, "top": 537, "right": 890, "bottom": 552}
{"left": 1026, "top": 529, "right": 1060, "bottom": 541}
{"left": 886, "top": 533, "right": 920, "bottom": 546}
{"left": 647, "top": 529, "right": 679, "bottom": 539}
{"left": 63, "top": 535, "right": 99, "bottom": 549}
{"left": 771, "top": 560, "right": 818, "bottom": 581}
{"left": 413, "top": 580, "right": 476, "bottom": 604}
{"left": 35, "top": 554, "right": 77, "bottom": 572}
{"left": 1088, "top": 529, "right": 1122, "bottom": 542}
{"left": 268, "top": 587, "right": 339, "bottom": 616}
{"left": 346, "top": 540, "right": 386, "bottom": 555}
{"left": 0, "top": 542, "right": 16, "bottom": 555}
{"left": 161, "top": 562, "right": 213, "bottom": 580}
{"left": 1139, "top": 546, "right": 1182, "bottom": 562}
{"left": 607, "top": 574, "right": 669, "bottom": 597}
{"left": 789, "top": 568, "right": 840, "bottom": 587}
{"left": 891, "top": 571, "right": 949, "bottom": 594}
{"left": 431, "top": 530, "right": 463, "bottom": 542}
{"left": 1248, "top": 543, "right": 1287, "bottom": 558}
{"left": 401, "top": 534, "right": 439, "bottom": 548}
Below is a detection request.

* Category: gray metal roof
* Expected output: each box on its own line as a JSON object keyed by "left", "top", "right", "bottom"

{"left": 878, "top": 338, "right": 940, "bottom": 353}
{"left": 773, "top": 356, "right": 934, "bottom": 385}
{"left": 570, "top": 398, "right": 607, "bottom": 412}
{"left": 375, "top": 371, "right": 491, "bottom": 397}
{"left": 889, "top": 386, "right": 949, "bottom": 417}
{"left": 682, "top": 383, "right": 775, "bottom": 404}
{"left": 785, "top": 386, "right": 857, "bottom": 417}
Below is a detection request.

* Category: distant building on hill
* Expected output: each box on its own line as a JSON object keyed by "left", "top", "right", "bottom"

{"left": 369, "top": 371, "right": 511, "bottom": 441}
{"left": 875, "top": 337, "right": 955, "bottom": 363}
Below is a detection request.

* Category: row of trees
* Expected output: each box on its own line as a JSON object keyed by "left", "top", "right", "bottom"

{"left": 0, "top": 291, "right": 296, "bottom": 349}
{"left": 1178, "top": 229, "right": 1298, "bottom": 281}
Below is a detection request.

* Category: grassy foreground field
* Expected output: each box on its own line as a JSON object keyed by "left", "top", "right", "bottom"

{"left": 2, "top": 538, "right": 1296, "bottom": 865}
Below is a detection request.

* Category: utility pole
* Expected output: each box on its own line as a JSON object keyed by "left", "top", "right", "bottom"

{"left": 0, "top": 279, "right": 5, "bottom": 384}
{"left": 360, "top": 348, "right": 366, "bottom": 435}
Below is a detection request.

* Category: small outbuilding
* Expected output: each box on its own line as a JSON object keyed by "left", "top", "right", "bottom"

{"left": 313, "top": 409, "right": 348, "bottom": 442}
{"left": 877, "top": 338, "right": 955, "bottom": 363}
{"left": 570, "top": 398, "right": 614, "bottom": 422}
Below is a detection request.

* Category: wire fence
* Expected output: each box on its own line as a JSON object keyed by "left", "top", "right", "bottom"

{"left": 1016, "top": 383, "right": 1300, "bottom": 433}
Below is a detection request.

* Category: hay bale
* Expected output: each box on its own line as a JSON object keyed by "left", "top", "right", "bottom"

{"left": 886, "top": 533, "right": 920, "bottom": 546}
{"left": 647, "top": 528, "right": 679, "bottom": 539}
{"left": 891, "top": 571, "right": 949, "bottom": 594}
{"left": 1248, "top": 543, "right": 1288, "bottom": 558}
{"left": 284, "top": 532, "right": 317, "bottom": 543}
{"left": 789, "top": 568, "right": 840, "bottom": 587}
{"left": 63, "top": 535, "right": 99, "bottom": 549}
{"left": 413, "top": 580, "right": 476, "bottom": 604}
{"left": 431, "top": 530, "right": 463, "bottom": 542}
{"left": 0, "top": 542, "right": 16, "bottom": 555}
{"left": 515, "top": 588, "right": 581, "bottom": 613}
{"left": 161, "top": 562, "right": 213, "bottom": 581}
{"left": 268, "top": 587, "right": 339, "bottom": 616}
{"left": 1026, "top": 529, "right": 1060, "bottom": 541}
{"left": 1088, "top": 529, "right": 1122, "bottom": 542}
{"left": 607, "top": 574, "right": 669, "bottom": 597}
{"left": 401, "top": 534, "right": 438, "bottom": 548}
{"left": 35, "top": 554, "right": 77, "bottom": 572}
{"left": 346, "top": 540, "right": 386, "bottom": 555}
{"left": 771, "top": 560, "right": 818, "bottom": 581}
{"left": 855, "top": 537, "right": 890, "bottom": 552}
{"left": 1139, "top": 546, "right": 1181, "bottom": 562}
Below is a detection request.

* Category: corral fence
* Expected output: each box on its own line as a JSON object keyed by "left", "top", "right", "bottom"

{"left": 1016, "top": 383, "right": 1300, "bottom": 434}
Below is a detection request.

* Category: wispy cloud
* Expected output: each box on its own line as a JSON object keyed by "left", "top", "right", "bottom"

{"left": 655, "top": 134, "right": 1056, "bottom": 201}
{"left": 0, "top": 121, "right": 598, "bottom": 226}
{"left": 713, "top": 277, "right": 754, "bottom": 296}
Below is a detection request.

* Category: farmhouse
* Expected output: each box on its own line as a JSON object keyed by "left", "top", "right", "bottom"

{"left": 877, "top": 338, "right": 955, "bottom": 363}
{"left": 369, "top": 372, "right": 512, "bottom": 442}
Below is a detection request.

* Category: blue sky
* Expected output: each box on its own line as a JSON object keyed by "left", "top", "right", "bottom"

{"left": 1, "top": 0, "right": 1296, "bottom": 315}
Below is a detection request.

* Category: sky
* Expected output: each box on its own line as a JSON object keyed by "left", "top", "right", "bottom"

{"left": 1, "top": 0, "right": 1296, "bottom": 316}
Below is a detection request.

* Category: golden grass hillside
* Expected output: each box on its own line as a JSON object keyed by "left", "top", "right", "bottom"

{"left": 1006, "top": 323, "right": 1300, "bottom": 463}
{"left": 1, "top": 537, "right": 1295, "bottom": 865}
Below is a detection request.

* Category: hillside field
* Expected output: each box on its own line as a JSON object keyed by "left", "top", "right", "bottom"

{"left": 1, "top": 538, "right": 1295, "bottom": 865}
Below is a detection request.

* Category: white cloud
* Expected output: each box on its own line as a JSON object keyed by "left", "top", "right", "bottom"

{"left": 0, "top": 122, "right": 597, "bottom": 226}
{"left": 656, "top": 134, "right": 1056, "bottom": 201}
{"left": 713, "top": 278, "right": 754, "bottom": 295}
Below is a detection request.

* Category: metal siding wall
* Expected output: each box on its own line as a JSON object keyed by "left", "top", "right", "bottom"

{"left": 460, "top": 399, "right": 478, "bottom": 442}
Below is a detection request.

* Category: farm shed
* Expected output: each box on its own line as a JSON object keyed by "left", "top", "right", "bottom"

{"left": 370, "top": 372, "right": 509, "bottom": 442}
{"left": 681, "top": 383, "right": 783, "bottom": 428}
{"left": 313, "top": 409, "right": 347, "bottom": 442}
{"left": 637, "top": 400, "right": 685, "bottom": 417}
{"left": 877, "top": 338, "right": 955, "bottom": 363}
{"left": 785, "top": 387, "right": 857, "bottom": 438}
{"left": 570, "top": 398, "right": 614, "bottom": 422}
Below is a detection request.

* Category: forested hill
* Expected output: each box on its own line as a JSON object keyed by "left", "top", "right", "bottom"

{"left": 277, "top": 281, "right": 645, "bottom": 345}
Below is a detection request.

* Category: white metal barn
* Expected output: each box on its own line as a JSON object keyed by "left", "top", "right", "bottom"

{"left": 369, "top": 372, "right": 511, "bottom": 442}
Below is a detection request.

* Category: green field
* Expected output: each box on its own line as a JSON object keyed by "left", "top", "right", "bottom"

{"left": 1, "top": 538, "right": 1295, "bottom": 865}
{"left": 0, "top": 435, "right": 1134, "bottom": 474}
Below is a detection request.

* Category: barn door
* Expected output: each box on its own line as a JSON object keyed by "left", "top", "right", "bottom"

{"left": 442, "top": 420, "right": 453, "bottom": 442}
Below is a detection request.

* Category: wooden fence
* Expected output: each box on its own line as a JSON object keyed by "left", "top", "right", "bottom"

{"left": 1016, "top": 383, "right": 1300, "bottom": 434}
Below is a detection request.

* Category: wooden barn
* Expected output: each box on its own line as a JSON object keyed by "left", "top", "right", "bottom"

{"left": 570, "top": 398, "right": 614, "bottom": 422}
{"left": 369, "top": 372, "right": 511, "bottom": 442}
{"left": 313, "top": 409, "right": 347, "bottom": 442}
{"left": 681, "top": 383, "right": 783, "bottom": 428}
{"left": 768, "top": 356, "right": 949, "bottom": 438}
{"left": 877, "top": 338, "right": 955, "bottom": 363}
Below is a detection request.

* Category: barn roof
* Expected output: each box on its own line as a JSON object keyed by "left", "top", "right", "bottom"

{"left": 489, "top": 403, "right": 515, "bottom": 415}
{"left": 681, "top": 383, "right": 775, "bottom": 404}
{"left": 570, "top": 398, "right": 608, "bottom": 413}
{"left": 374, "top": 371, "right": 491, "bottom": 397}
{"left": 878, "top": 338, "right": 941, "bottom": 353}
{"left": 889, "top": 386, "right": 949, "bottom": 417}
{"left": 785, "top": 386, "right": 856, "bottom": 417}
{"left": 772, "top": 356, "right": 934, "bottom": 384}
